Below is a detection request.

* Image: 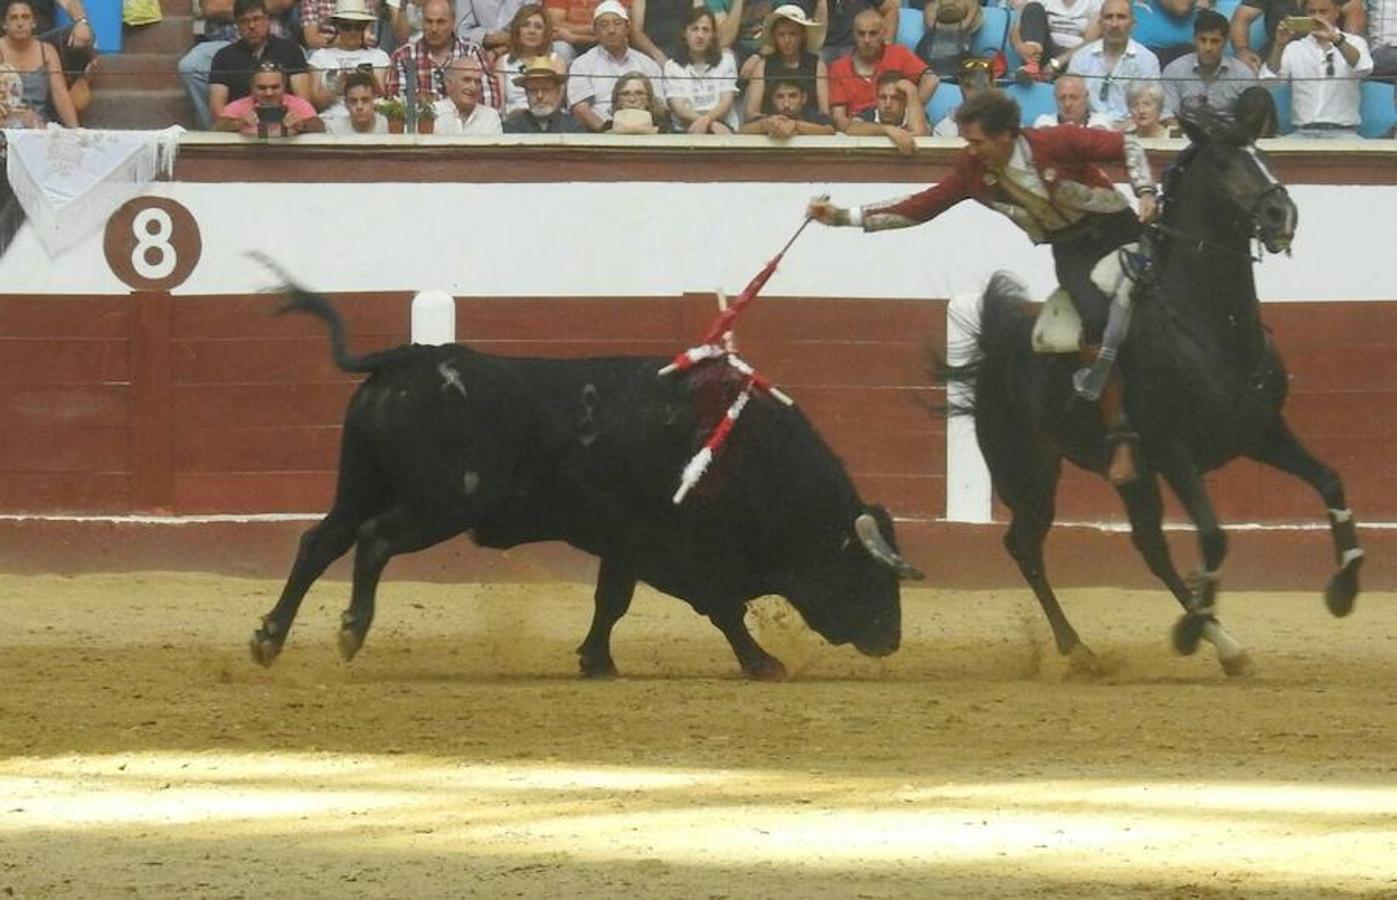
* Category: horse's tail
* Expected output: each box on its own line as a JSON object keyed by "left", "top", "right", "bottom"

{"left": 250, "top": 252, "right": 410, "bottom": 375}
{"left": 932, "top": 271, "right": 1036, "bottom": 417}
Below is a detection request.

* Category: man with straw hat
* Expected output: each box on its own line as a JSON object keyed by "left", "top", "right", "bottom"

{"left": 503, "top": 54, "right": 585, "bottom": 131}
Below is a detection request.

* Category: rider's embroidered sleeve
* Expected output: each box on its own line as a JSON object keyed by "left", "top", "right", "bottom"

{"left": 858, "top": 177, "right": 966, "bottom": 232}
{"left": 1121, "top": 135, "right": 1155, "bottom": 195}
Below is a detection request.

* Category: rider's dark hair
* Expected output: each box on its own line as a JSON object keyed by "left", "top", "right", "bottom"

{"left": 954, "top": 89, "right": 1019, "bottom": 136}
{"left": 1193, "top": 8, "right": 1228, "bottom": 36}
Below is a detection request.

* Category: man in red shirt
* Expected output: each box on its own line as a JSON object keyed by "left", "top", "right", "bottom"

{"left": 828, "top": 8, "right": 938, "bottom": 131}
{"left": 810, "top": 90, "right": 1159, "bottom": 484}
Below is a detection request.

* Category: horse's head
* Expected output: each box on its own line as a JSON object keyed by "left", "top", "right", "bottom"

{"left": 1172, "top": 98, "right": 1296, "bottom": 255}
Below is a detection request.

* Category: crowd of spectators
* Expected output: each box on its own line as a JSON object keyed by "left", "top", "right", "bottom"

{"left": 0, "top": 0, "right": 1394, "bottom": 138}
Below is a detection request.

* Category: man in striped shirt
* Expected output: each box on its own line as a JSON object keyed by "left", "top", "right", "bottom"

{"left": 386, "top": 0, "right": 500, "bottom": 106}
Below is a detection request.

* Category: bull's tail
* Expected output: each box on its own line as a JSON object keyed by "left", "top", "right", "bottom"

{"left": 933, "top": 271, "right": 1036, "bottom": 418}
{"left": 251, "top": 252, "right": 396, "bottom": 374}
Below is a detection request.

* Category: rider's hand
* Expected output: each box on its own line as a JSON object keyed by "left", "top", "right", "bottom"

{"left": 1137, "top": 193, "right": 1158, "bottom": 224}
{"left": 807, "top": 198, "right": 844, "bottom": 225}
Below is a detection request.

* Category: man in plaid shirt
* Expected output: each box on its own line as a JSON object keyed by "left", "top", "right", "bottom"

{"left": 386, "top": 0, "right": 500, "bottom": 106}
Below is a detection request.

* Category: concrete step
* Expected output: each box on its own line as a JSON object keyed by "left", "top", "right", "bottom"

{"left": 93, "top": 53, "right": 182, "bottom": 92}
{"left": 83, "top": 87, "right": 194, "bottom": 130}
{"left": 122, "top": 16, "right": 193, "bottom": 55}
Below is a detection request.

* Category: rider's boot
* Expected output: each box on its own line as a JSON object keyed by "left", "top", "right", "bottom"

{"left": 1100, "top": 371, "right": 1139, "bottom": 485}
{"left": 1072, "top": 245, "right": 1143, "bottom": 403}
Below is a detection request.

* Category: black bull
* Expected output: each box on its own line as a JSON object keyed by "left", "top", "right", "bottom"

{"left": 250, "top": 282, "right": 922, "bottom": 680}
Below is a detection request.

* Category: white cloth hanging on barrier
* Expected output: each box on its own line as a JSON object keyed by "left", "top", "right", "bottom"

{"left": 4, "top": 125, "right": 183, "bottom": 257}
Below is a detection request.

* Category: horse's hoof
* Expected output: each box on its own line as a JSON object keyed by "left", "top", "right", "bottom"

{"left": 249, "top": 630, "right": 282, "bottom": 668}
{"left": 1066, "top": 642, "right": 1104, "bottom": 676}
{"left": 1172, "top": 614, "right": 1207, "bottom": 656}
{"left": 337, "top": 627, "right": 365, "bottom": 662}
{"left": 1219, "top": 650, "right": 1253, "bottom": 678}
{"left": 743, "top": 657, "right": 789, "bottom": 682}
{"left": 1324, "top": 554, "right": 1362, "bottom": 618}
{"left": 578, "top": 654, "right": 619, "bottom": 679}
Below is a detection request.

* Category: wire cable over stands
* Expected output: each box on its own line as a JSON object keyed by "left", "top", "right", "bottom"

{"left": 660, "top": 206, "right": 820, "bottom": 504}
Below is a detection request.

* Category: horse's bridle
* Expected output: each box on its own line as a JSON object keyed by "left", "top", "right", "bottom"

{"left": 1152, "top": 169, "right": 1286, "bottom": 263}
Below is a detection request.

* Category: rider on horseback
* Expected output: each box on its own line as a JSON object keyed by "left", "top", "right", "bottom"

{"left": 809, "top": 90, "right": 1158, "bottom": 484}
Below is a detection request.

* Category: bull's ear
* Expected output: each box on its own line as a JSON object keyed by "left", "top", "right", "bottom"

{"left": 854, "top": 512, "right": 925, "bottom": 581}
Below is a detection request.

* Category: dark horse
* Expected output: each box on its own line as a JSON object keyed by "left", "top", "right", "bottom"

{"left": 943, "top": 103, "right": 1363, "bottom": 676}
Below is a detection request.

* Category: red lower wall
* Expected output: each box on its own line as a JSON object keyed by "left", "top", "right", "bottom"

{"left": 1, "top": 291, "right": 1393, "bottom": 586}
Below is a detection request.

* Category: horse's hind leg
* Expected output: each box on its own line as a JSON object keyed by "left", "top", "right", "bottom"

{"left": 1155, "top": 441, "right": 1229, "bottom": 656}
{"left": 1248, "top": 416, "right": 1363, "bottom": 617}
{"left": 994, "top": 456, "right": 1102, "bottom": 674}
{"left": 1117, "top": 473, "right": 1251, "bottom": 677}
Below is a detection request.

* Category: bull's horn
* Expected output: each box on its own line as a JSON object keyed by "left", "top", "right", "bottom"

{"left": 854, "top": 513, "right": 925, "bottom": 581}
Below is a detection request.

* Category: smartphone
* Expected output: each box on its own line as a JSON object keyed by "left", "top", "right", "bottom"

{"left": 1282, "top": 15, "right": 1319, "bottom": 33}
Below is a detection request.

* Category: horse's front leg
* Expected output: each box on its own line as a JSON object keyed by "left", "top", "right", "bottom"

{"left": 1248, "top": 416, "right": 1363, "bottom": 617}
{"left": 1155, "top": 441, "right": 1228, "bottom": 656}
{"left": 1117, "top": 470, "right": 1250, "bottom": 676}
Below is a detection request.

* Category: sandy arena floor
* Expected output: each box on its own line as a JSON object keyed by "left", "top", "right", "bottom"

{"left": 1, "top": 572, "right": 1394, "bottom": 898}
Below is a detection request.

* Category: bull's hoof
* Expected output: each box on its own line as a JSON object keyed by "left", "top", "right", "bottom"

{"left": 1066, "top": 642, "right": 1103, "bottom": 677}
{"left": 337, "top": 627, "right": 365, "bottom": 662}
{"left": 1172, "top": 613, "right": 1207, "bottom": 656}
{"left": 1324, "top": 554, "right": 1362, "bottom": 618}
{"left": 249, "top": 626, "right": 283, "bottom": 668}
{"left": 578, "top": 653, "right": 619, "bottom": 679}
{"left": 1220, "top": 650, "right": 1254, "bottom": 679}
{"left": 743, "top": 656, "right": 789, "bottom": 682}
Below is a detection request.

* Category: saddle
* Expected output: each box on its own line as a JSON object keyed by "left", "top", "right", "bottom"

{"left": 1029, "top": 241, "right": 1150, "bottom": 355}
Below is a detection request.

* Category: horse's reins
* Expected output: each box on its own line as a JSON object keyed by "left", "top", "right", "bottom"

{"left": 1150, "top": 168, "right": 1287, "bottom": 264}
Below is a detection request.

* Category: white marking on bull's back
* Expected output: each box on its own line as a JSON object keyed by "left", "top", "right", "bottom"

{"left": 463, "top": 471, "right": 480, "bottom": 496}
{"left": 438, "top": 362, "right": 468, "bottom": 400}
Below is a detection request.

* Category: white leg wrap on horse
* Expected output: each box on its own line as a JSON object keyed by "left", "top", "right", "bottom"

{"left": 1201, "top": 621, "right": 1244, "bottom": 660}
{"left": 1340, "top": 547, "right": 1365, "bottom": 566}
{"left": 1328, "top": 507, "right": 1352, "bottom": 523}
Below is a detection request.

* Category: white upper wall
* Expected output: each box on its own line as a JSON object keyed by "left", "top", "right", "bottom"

{"left": 0, "top": 180, "right": 1389, "bottom": 301}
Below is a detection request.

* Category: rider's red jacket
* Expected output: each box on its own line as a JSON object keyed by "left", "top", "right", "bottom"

{"left": 859, "top": 126, "right": 1156, "bottom": 244}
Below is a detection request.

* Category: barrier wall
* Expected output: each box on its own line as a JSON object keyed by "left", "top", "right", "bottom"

{"left": 1, "top": 136, "right": 1394, "bottom": 586}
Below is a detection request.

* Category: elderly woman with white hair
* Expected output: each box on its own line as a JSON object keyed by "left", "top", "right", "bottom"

{"left": 1125, "top": 80, "right": 1170, "bottom": 138}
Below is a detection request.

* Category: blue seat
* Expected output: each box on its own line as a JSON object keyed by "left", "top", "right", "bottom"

{"left": 1132, "top": 0, "right": 1195, "bottom": 51}
{"left": 897, "top": 7, "right": 926, "bottom": 50}
{"left": 1267, "top": 82, "right": 1293, "bottom": 134}
{"left": 1002, "top": 80, "right": 1057, "bottom": 126}
{"left": 926, "top": 82, "right": 964, "bottom": 125}
{"left": 1359, "top": 80, "right": 1397, "bottom": 138}
{"left": 1249, "top": 13, "right": 1266, "bottom": 54}
{"left": 1214, "top": 0, "right": 1242, "bottom": 18}
{"left": 971, "top": 6, "right": 1011, "bottom": 56}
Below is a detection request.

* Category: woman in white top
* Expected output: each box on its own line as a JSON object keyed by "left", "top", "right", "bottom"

{"left": 663, "top": 8, "right": 739, "bottom": 133}
{"left": 308, "top": 2, "right": 392, "bottom": 125}
{"left": 494, "top": 4, "right": 558, "bottom": 117}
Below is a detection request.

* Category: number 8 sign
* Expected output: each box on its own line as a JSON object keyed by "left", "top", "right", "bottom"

{"left": 104, "top": 197, "right": 201, "bottom": 291}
